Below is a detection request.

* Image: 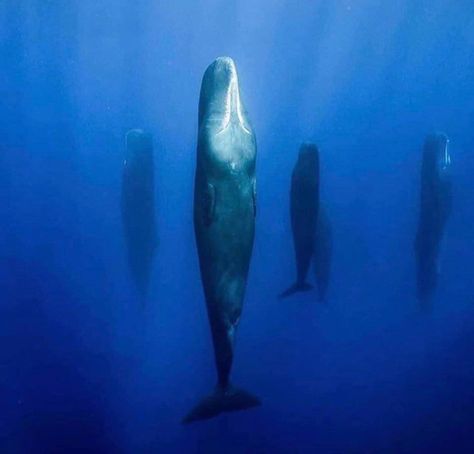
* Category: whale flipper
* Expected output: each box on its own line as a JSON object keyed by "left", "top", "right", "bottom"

{"left": 182, "top": 385, "right": 261, "bottom": 424}
{"left": 279, "top": 282, "right": 313, "bottom": 298}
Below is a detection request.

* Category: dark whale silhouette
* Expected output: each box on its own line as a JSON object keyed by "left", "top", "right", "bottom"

{"left": 184, "top": 57, "right": 260, "bottom": 424}
{"left": 414, "top": 132, "right": 452, "bottom": 309}
{"left": 121, "top": 129, "right": 157, "bottom": 300}
{"left": 280, "top": 143, "right": 320, "bottom": 298}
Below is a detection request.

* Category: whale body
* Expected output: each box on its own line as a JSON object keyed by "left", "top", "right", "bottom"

{"left": 280, "top": 143, "right": 320, "bottom": 298}
{"left": 414, "top": 132, "right": 452, "bottom": 309}
{"left": 184, "top": 57, "right": 259, "bottom": 423}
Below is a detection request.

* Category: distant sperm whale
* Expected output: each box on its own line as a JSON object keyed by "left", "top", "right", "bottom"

{"left": 184, "top": 57, "right": 259, "bottom": 423}
{"left": 280, "top": 143, "right": 320, "bottom": 298}
{"left": 414, "top": 132, "right": 452, "bottom": 308}
{"left": 121, "top": 129, "right": 157, "bottom": 300}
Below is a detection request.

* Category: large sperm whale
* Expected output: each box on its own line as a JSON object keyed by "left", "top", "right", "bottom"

{"left": 414, "top": 132, "right": 452, "bottom": 309}
{"left": 183, "top": 57, "right": 260, "bottom": 423}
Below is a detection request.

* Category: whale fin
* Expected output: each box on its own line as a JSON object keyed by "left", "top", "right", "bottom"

{"left": 182, "top": 385, "right": 260, "bottom": 424}
{"left": 279, "top": 282, "right": 313, "bottom": 298}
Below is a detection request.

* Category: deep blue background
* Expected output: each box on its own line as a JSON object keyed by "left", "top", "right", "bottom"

{"left": 1, "top": 1, "right": 474, "bottom": 452}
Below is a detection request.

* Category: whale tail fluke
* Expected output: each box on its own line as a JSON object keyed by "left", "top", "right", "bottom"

{"left": 182, "top": 385, "right": 261, "bottom": 424}
{"left": 279, "top": 282, "right": 313, "bottom": 298}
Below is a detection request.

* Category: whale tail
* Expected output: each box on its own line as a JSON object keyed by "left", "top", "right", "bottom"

{"left": 279, "top": 282, "right": 313, "bottom": 298}
{"left": 182, "top": 384, "right": 260, "bottom": 424}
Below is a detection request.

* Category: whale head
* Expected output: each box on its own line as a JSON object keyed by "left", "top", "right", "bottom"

{"left": 295, "top": 142, "right": 319, "bottom": 178}
{"left": 298, "top": 142, "right": 319, "bottom": 162}
{"left": 424, "top": 132, "right": 451, "bottom": 180}
{"left": 198, "top": 57, "right": 255, "bottom": 168}
{"left": 199, "top": 57, "right": 253, "bottom": 133}
{"left": 124, "top": 129, "right": 153, "bottom": 167}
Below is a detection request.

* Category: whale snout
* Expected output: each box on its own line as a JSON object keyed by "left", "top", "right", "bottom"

{"left": 425, "top": 132, "right": 451, "bottom": 172}
{"left": 198, "top": 57, "right": 251, "bottom": 134}
{"left": 214, "top": 56, "right": 238, "bottom": 76}
{"left": 205, "top": 57, "right": 238, "bottom": 93}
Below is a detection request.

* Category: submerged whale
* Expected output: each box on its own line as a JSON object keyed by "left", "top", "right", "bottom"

{"left": 184, "top": 57, "right": 260, "bottom": 423}
{"left": 313, "top": 205, "right": 332, "bottom": 302}
{"left": 414, "top": 132, "right": 452, "bottom": 309}
{"left": 121, "top": 129, "right": 157, "bottom": 300}
{"left": 280, "top": 143, "right": 320, "bottom": 298}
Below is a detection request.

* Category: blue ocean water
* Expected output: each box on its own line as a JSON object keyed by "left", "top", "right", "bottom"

{"left": 1, "top": 1, "right": 474, "bottom": 452}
